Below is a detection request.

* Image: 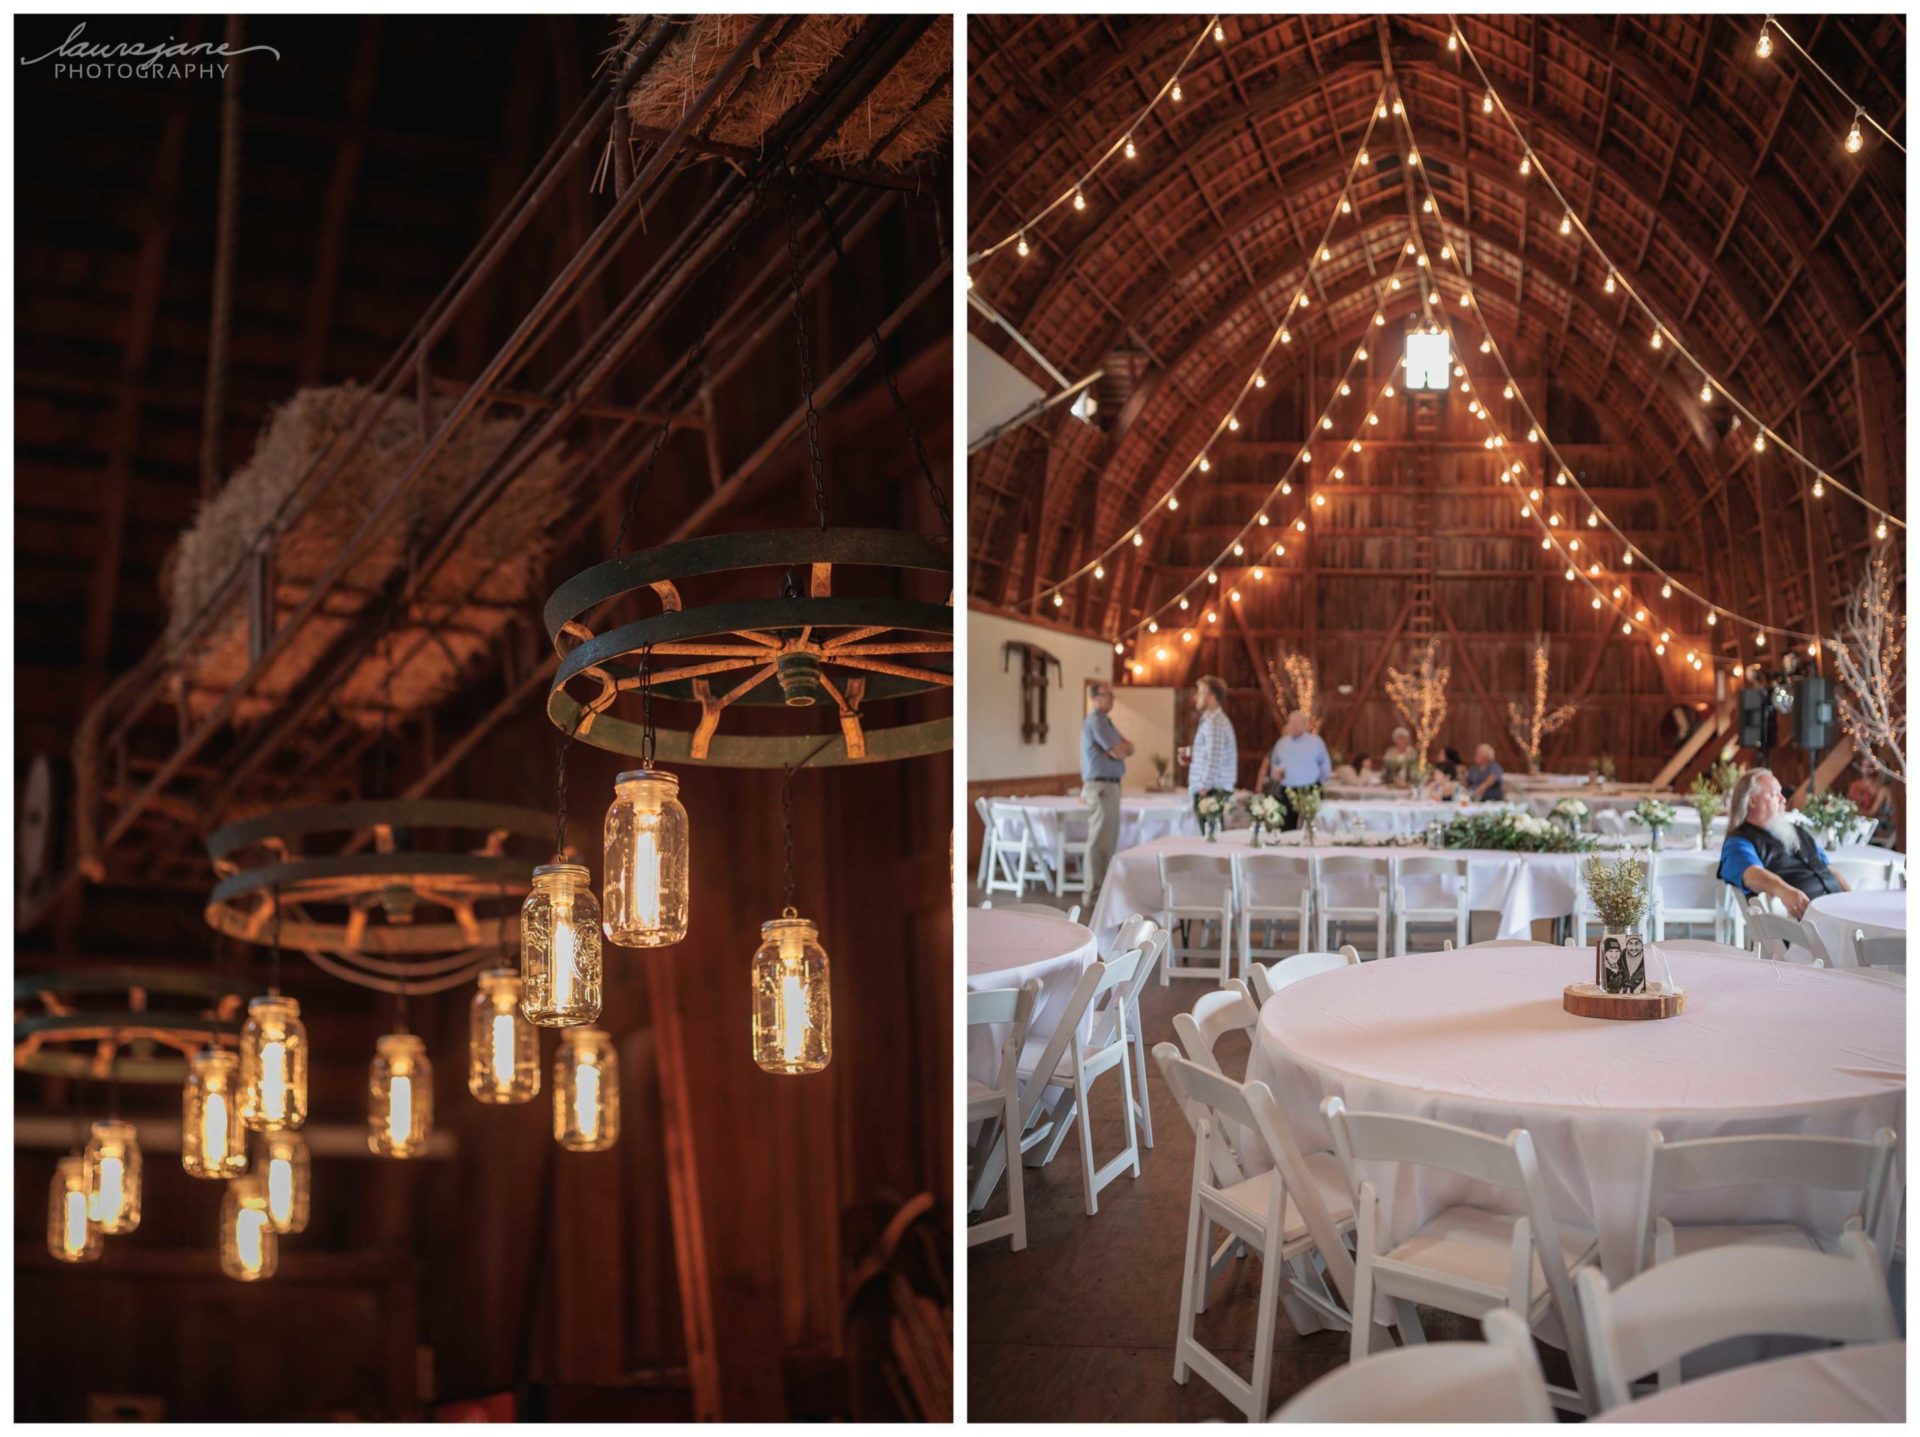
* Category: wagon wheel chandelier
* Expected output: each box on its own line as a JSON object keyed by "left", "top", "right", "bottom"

{"left": 204, "top": 798, "right": 550, "bottom": 995}
{"left": 14, "top": 967, "right": 243, "bottom": 1084}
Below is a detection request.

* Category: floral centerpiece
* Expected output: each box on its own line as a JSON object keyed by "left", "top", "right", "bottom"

{"left": 1151, "top": 754, "right": 1171, "bottom": 791}
{"left": 1581, "top": 855, "right": 1650, "bottom": 994}
{"left": 1291, "top": 784, "right": 1326, "bottom": 845}
{"left": 1246, "top": 790, "right": 1286, "bottom": 847}
{"left": 1596, "top": 752, "right": 1618, "bottom": 784}
{"left": 1688, "top": 772, "right": 1723, "bottom": 850}
{"left": 1633, "top": 797, "right": 1677, "bottom": 850}
{"left": 1194, "top": 787, "right": 1233, "bottom": 841}
{"left": 1436, "top": 810, "right": 1597, "bottom": 854}
{"left": 1551, "top": 796, "right": 1590, "bottom": 834}
{"left": 1798, "top": 789, "right": 1861, "bottom": 851}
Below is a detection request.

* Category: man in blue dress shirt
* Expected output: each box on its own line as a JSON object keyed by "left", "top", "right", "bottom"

{"left": 1716, "top": 768, "right": 1850, "bottom": 920}
{"left": 1256, "top": 710, "right": 1331, "bottom": 829}
{"left": 1081, "top": 681, "right": 1133, "bottom": 898}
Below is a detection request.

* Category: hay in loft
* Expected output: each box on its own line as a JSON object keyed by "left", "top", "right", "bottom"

{"left": 619, "top": 15, "right": 951, "bottom": 171}
{"left": 162, "top": 383, "right": 568, "bottom": 731}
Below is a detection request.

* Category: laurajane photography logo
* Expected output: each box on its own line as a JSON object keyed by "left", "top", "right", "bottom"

{"left": 21, "top": 22, "right": 281, "bottom": 81}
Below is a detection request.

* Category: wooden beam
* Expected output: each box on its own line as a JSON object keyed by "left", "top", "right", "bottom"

{"left": 1331, "top": 593, "right": 1414, "bottom": 754}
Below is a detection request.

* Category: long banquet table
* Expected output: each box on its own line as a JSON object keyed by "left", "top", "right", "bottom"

{"left": 999, "top": 792, "right": 1192, "bottom": 857}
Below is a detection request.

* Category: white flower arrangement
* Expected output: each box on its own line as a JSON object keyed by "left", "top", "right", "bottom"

{"left": 1510, "top": 812, "right": 1555, "bottom": 839}
{"left": 1197, "top": 793, "right": 1225, "bottom": 818}
{"left": 1633, "top": 798, "right": 1677, "bottom": 830}
{"left": 1246, "top": 792, "right": 1285, "bottom": 830}
{"left": 1551, "top": 797, "right": 1590, "bottom": 821}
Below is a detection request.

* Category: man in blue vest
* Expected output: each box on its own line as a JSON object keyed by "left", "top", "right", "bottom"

{"left": 1717, "top": 768, "right": 1851, "bottom": 920}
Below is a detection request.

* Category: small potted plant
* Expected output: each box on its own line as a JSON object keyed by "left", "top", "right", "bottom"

{"left": 1194, "top": 787, "right": 1232, "bottom": 841}
{"left": 1291, "top": 784, "right": 1326, "bottom": 846}
{"left": 1688, "top": 773, "right": 1722, "bottom": 850}
{"left": 1581, "top": 855, "right": 1649, "bottom": 994}
{"left": 1246, "top": 790, "right": 1285, "bottom": 847}
{"left": 1633, "top": 797, "right": 1677, "bottom": 851}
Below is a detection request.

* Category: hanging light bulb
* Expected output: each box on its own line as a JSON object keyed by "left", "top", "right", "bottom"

{"left": 1755, "top": 22, "right": 1773, "bottom": 59}
{"left": 1754, "top": 631, "right": 1766, "bottom": 647}
{"left": 1257, "top": 512, "right": 1270, "bottom": 526}
{"left": 182, "top": 1048, "right": 248, "bottom": 1179}
{"left": 1564, "top": 567, "right": 1575, "bottom": 581}
{"left": 1341, "top": 197, "right": 1352, "bottom": 215}
{"left": 554, "top": 1028, "right": 623, "bottom": 1146}
{"left": 83, "top": 1120, "right": 142, "bottom": 1235}
{"left": 1227, "top": 413, "right": 1241, "bottom": 432}
{"left": 1280, "top": 326, "right": 1293, "bottom": 343}
{"left": 1123, "top": 135, "right": 1137, "bottom": 161}
{"left": 261, "top": 1129, "right": 310, "bottom": 1235}
{"left": 1148, "top": 620, "right": 1159, "bottom": 633}
{"left": 1441, "top": 244, "right": 1453, "bottom": 260}
{"left": 1592, "top": 595, "right": 1603, "bottom": 609}
{"left": 1171, "top": 80, "right": 1183, "bottom": 103}
{"left": 1603, "top": 271, "right": 1617, "bottom": 294}
{"left": 1179, "top": 596, "right": 1191, "bottom": 609}
{"left": 522, "top": 863, "right": 603, "bottom": 1024}
{"left": 1254, "top": 370, "right": 1267, "bottom": 388}
{"left": 220, "top": 1174, "right": 277, "bottom": 1282}
{"left": 1359, "top": 148, "right": 1371, "bottom": 166}
{"left": 1559, "top": 212, "right": 1573, "bottom": 235}
{"left": 1166, "top": 496, "right": 1179, "bottom": 511}
{"left": 1875, "top": 518, "right": 1888, "bottom": 540}
{"left": 1423, "top": 197, "right": 1434, "bottom": 213}
{"left": 1232, "top": 541, "right": 1246, "bottom": 556}
{"left": 604, "top": 770, "right": 689, "bottom": 947}
{"left": 1661, "top": 582, "right": 1673, "bottom": 598}
{"left": 240, "top": 995, "right": 307, "bottom": 1133}
{"left": 1483, "top": 92, "right": 1494, "bottom": 114}
{"left": 1320, "top": 246, "right": 1332, "bottom": 262}
{"left": 1623, "top": 550, "right": 1634, "bottom": 565}
{"left": 469, "top": 969, "right": 538, "bottom": 1104}
{"left": 1114, "top": 642, "right": 1125, "bottom": 654}
{"left": 1707, "top": 610, "right": 1719, "bottom": 626}
{"left": 369, "top": 1031, "right": 432, "bottom": 1158}
{"left": 1393, "top": 99, "right": 1405, "bottom": 116}
{"left": 1753, "top": 430, "right": 1767, "bottom": 453}
{"left": 1650, "top": 328, "right": 1664, "bottom": 350}
{"left": 1846, "top": 110, "right": 1864, "bottom": 154}
{"left": 1072, "top": 187, "right": 1087, "bottom": 212}
{"left": 1590, "top": 562, "right": 1603, "bottom": 577}
{"left": 1132, "top": 530, "right": 1144, "bottom": 546}
{"left": 1449, "top": 31, "right": 1460, "bottom": 52}
{"left": 1700, "top": 380, "right": 1713, "bottom": 403}
{"left": 1570, "top": 539, "right": 1581, "bottom": 552}
{"left": 1016, "top": 233, "right": 1030, "bottom": 258}
{"left": 1356, "top": 346, "right": 1368, "bottom": 361}
{"left": 1518, "top": 154, "right": 1532, "bottom": 177}
{"left": 1556, "top": 469, "right": 1571, "bottom": 486}
{"left": 753, "top": 911, "right": 831, "bottom": 1076}
{"left": 1213, "top": 21, "right": 1226, "bottom": 44}
{"left": 1197, "top": 455, "right": 1211, "bottom": 473}
{"left": 49, "top": 1155, "right": 102, "bottom": 1264}
{"left": 1634, "top": 608, "right": 1648, "bottom": 622}
{"left": 1811, "top": 477, "right": 1825, "bottom": 498}
{"left": 1408, "top": 148, "right": 1420, "bottom": 166}
{"left": 1207, "top": 570, "right": 1219, "bottom": 585}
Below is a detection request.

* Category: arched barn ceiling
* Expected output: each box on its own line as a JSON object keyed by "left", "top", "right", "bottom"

{"left": 966, "top": 14, "right": 1905, "bottom": 649}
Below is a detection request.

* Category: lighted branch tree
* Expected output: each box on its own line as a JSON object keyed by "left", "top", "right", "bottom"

{"left": 1833, "top": 548, "right": 1906, "bottom": 784}
{"left": 1267, "top": 651, "right": 1322, "bottom": 731}
{"left": 1506, "top": 637, "right": 1578, "bottom": 774}
{"left": 1386, "top": 639, "right": 1450, "bottom": 773}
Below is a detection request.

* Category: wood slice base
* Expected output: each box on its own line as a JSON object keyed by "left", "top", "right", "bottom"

{"left": 1563, "top": 983, "right": 1686, "bottom": 1020}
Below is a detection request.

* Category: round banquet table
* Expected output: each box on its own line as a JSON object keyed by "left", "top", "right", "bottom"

{"left": 1001, "top": 793, "right": 1192, "bottom": 858}
{"left": 1243, "top": 945, "right": 1906, "bottom": 1283}
{"left": 1593, "top": 1340, "right": 1904, "bottom": 1423}
{"left": 965, "top": 908, "right": 1097, "bottom": 1087}
{"left": 1805, "top": 889, "right": 1908, "bottom": 968}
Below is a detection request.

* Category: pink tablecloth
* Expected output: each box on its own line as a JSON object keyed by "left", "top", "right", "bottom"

{"left": 1245, "top": 945, "right": 1906, "bottom": 1282}
{"left": 965, "top": 909, "right": 1096, "bottom": 1086}
{"left": 1806, "top": 889, "right": 1908, "bottom": 968}
{"left": 1595, "top": 1340, "right": 1904, "bottom": 1423}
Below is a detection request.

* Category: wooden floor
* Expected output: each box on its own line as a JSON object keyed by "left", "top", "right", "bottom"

{"left": 964, "top": 887, "right": 1535, "bottom": 1422}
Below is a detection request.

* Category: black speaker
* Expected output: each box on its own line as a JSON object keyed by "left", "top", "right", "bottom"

{"left": 1737, "top": 686, "right": 1774, "bottom": 750}
{"left": 1793, "top": 675, "right": 1835, "bottom": 750}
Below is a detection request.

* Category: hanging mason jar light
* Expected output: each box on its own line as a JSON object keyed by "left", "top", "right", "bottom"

{"left": 368, "top": 1032, "right": 433, "bottom": 1158}
{"left": 48, "top": 1154, "right": 102, "bottom": 1263}
{"left": 219, "top": 1174, "right": 278, "bottom": 1281}
{"left": 521, "top": 864, "right": 602, "bottom": 1026}
{"left": 752, "top": 760, "right": 831, "bottom": 1076}
{"left": 239, "top": 995, "right": 308, "bottom": 1132}
{"left": 603, "top": 765, "right": 689, "bottom": 947}
{"left": 182, "top": 1047, "right": 249, "bottom": 1178}
{"left": 468, "top": 968, "right": 539, "bottom": 1102}
{"left": 261, "top": 1129, "right": 311, "bottom": 1235}
{"left": 83, "top": 1119, "right": 142, "bottom": 1234}
{"left": 553, "top": 1028, "right": 620, "bottom": 1152}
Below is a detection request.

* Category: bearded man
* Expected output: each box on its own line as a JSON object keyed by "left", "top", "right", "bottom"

{"left": 1717, "top": 768, "right": 1851, "bottom": 920}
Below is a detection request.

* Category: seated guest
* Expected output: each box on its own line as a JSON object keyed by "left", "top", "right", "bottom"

{"left": 1422, "top": 749, "right": 1465, "bottom": 801}
{"left": 1331, "top": 751, "right": 1372, "bottom": 784}
{"left": 1717, "top": 768, "right": 1851, "bottom": 919}
{"left": 1463, "top": 742, "right": 1505, "bottom": 801}
{"left": 1847, "top": 770, "right": 1896, "bottom": 845}
{"left": 1381, "top": 728, "right": 1419, "bottom": 786}
{"left": 1256, "top": 710, "right": 1332, "bottom": 829}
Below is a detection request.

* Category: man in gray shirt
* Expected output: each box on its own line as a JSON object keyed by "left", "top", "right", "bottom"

{"left": 1082, "top": 681, "right": 1133, "bottom": 897}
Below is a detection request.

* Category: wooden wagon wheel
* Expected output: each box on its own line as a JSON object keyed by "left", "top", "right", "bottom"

{"left": 15, "top": 967, "right": 244, "bottom": 1084}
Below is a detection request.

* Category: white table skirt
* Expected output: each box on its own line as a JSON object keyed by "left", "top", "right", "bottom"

{"left": 1243, "top": 945, "right": 1906, "bottom": 1285}
{"left": 1594, "top": 1340, "right": 1904, "bottom": 1423}
{"left": 1001, "top": 793, "right": 1194, "bottom": 856}
{"left": 965, "top": 908, "right": 1097, "bottom": 1086}
{"left": 1806, "top": 890, "right": 1909, "bottom": 967}
{"left": 1318, "top": 799, "right": 1514, "bottom": 837}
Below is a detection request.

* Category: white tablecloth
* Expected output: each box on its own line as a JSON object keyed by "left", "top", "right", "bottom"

{"left": 1244, "top": 946, "right": 1906, "bottom": 1283}
{"left": 1806, "top": 890, "right": 1909, "bottom": 967}
{"left": 965, "top": 908, "right": 1097, "bottom": 1086}
{"left": 1001, "top": 793, "right": 1192, "bottom": 856}
{"left": 1318, "top": 798, "right": 1514, "bottom": 837}
{"left": 1594, "top": 1340, "right": 1904, "bottom": 1423}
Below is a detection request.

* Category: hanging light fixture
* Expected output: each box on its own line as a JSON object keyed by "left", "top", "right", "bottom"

{"left": 220, "top": 1174, "right": 277, "bottom": 1282}
{"left": 469, "top": 968, "right": 539, "bottom": 1102}
{"left": 604, "top": 769, "right": 690, "bottom": 948}
{"left": 522, "top": 848, "right": 603, "bottom": 1027}
{"left": 182, "top": 1048, "right": 248, "bottom": 1179}
{"left": 368, "top": 1031, "right": 432, "bottom": 1158}
{"left": 239, "top": 995, "right": 307, "bottom": 1134}
{"left": 83, "top": 1119, "right": 142, "bottom": 1235}
{"left": 49, "top": 1154, "right": 102, "bottom": 1263}
{"left": 554, "top": 1029, "right": 620, "bottom": 1152}
{"left": 753, "top": 761, "right": 832, "bottom": 1076}
{"left": 261, "top": 1129, "right": 311, "bottom": 1235}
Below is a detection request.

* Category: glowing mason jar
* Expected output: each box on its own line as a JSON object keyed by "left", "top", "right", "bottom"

{"left": 368, "top": 1032, "right": 433, "bottom": 1158}
{"left": 220, "top": 1174, "right": 278, "bottom": 1281}
{"left": 262, "top": 1129, "right": 311, "bottom": 1234}
{"left": 83, "top": 1118, "right": 142, "bottom": 1234}
{"left": 602, "top": 770, "right": 689, "bottom": 947}
{"left": 553, "top": 1028, "right": 620, "bottom": 1151}
{"left": 751, "top": 913, "right": 831, "bottom": 1075}
{"left": 239, "top": 994, "right": 308, "bottom": 1131}
{"left": 469, "top": 969, "right": 539, "bottom": 1103}
{"left": 48, "top": 1154, "right": 102, "bottom": 1263}
{"left": 182, "top": 1048, "right": 249, "bottom": 1178}
{"left": 521, "top": 863, "right": 603, "bottom": 1026}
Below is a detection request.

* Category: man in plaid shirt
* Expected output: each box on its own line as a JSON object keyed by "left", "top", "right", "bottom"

{"left": 1186, "top": 675, "right": 1239, "bottom": 795}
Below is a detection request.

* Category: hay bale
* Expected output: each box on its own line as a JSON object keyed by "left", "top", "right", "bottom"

{"left": 162, "top": 384, "right": 567, "bottom": 731}
{"left": 619, "top": 15, "right": 950, "bottom": 171}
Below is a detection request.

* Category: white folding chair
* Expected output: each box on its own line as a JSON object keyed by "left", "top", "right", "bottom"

{"left": 1157, "top": 852, "right": 1234, "bottom": 985}
{"left": 1051, "top": 806, "right": 1093, "bottom": 900}
{"left": 1828, "top": 855, "right": 1890, "bottom": 891}
{"left": 1390, "top": 854, "right": 1470, "bottom": 953}
{"left": 983, "top": 802, "right": 1047, "bottom": 898}
{"left": 972, "top": 796, "right": 995, "bottom": 890}
{"left": 1272, "top": 1307, "right": 1553, "bottom": 1423}
{"left": 1116, "top": 929, "right": 1165, "bottom": 1148}
{"left": 1577, "top": 1227, "right": 1898, "bottom": 1414}
{"left": 1313, "top": 854, "right": 1389, "bottom": 958}
{"left": 1325, "top": 1098, "right": 1600, "bottom": 1414}
{"left": 1111, "top": 910, "right": 1157, "bottom": 961}
{"left": 1856, "top": 933, "right": 1906, "bottom": 974}
{"left": 965, "top": 980, "right": 1040, "bottom": 1251}
{"left": 1018, "top": 951, "right": 1142, "bottom": 1215}
{"left": 1647, "top": 852, "right": 1732, "bottom": 943}
{"left": 1631, "top": 1127, "right": 1898, "bottom": 1280}
{"left": 1156, "top": 1046, "right": 1356, "bottom": 1422}
{"left": 1246, "top": 947, "right": 1360, "bottom": 1007}
{"left": 1231, "top": 851, "right": 1313, "bottom": 978}
{"left": 979, "top": 899, "right": 1082, "bottom": 924}
{"left": 1746, "top": 908, "right": 1834, "bottom": 966}
{"left": 1171, "top": 980, "right": 1260, "bottom": 1081}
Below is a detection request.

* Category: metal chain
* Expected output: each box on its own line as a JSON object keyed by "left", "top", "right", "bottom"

{"left": 551, "top": 695, "right": 593, "bottom": 862}
{"left": 806, "top": 168, "right": 951, "bottom": 535}
{"left": 269, "top": 880, "right": 282, "bottom": 996}
{"left": 784, "top": 174, "right": 829, "bottom": 531}
{"left": 639, "top": 643, "right": 656, "bottom": 766}
{"left": 611, "top": 171, "right": 774, "bottom": 560}
{"left": 779, "top": 734, "right": 838, "bottom": 914}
